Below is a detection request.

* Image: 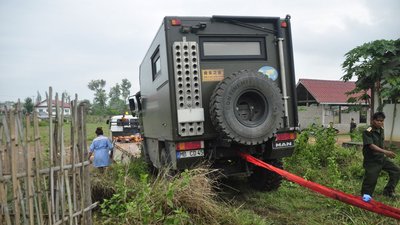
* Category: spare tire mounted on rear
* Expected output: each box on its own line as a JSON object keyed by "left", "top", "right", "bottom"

{"left": 210, "top": 70, "right": 284, "bottom": 145}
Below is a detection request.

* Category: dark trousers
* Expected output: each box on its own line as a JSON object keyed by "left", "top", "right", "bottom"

{"left": 361, "top": 158, "right": 400, "bottom": 196}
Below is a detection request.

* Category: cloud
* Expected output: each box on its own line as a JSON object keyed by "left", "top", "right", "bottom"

{"left": 0, "top": 0, "right": 399, "bottom": 102}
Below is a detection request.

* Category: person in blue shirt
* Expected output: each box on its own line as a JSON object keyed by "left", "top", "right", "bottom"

{"left": 88, "top": 127, "right": 114, "bottom": 172}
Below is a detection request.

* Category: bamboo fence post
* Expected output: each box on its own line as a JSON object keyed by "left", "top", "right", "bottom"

{"left": 64, "top": 168, "right": 73, "bottom": 225}
{"left": 81, "top": 102, "right": 92, "bottom": 225}
{"left": 52, "top": 93, "right": 59, "bottom": 223}
{"left": 18, "top": 184, "right": 28, "bottom": 225}
{"left": 15, "top": 102, "right": 28, "bottom": 225}
{"left": 33, "top": 111, "right": 44, "bottom": 224}
{"left": 71, "top": 96, "right": 78, "bottom": 225}
{"left": 0, "top": 111, "right": 12, "bottom": 225}
{"left": 59, "top": 94, "right": 66, "bottom": 224}
{"left": 54, "top": 93, "right": 60, "bottom": 223}
{"left": 10, "top": 108, "right": 21, "bottom": 224}
{"left": 0, "top": 116, "right": 4, "bottom": 225}
{"left": 78, "top": 105, "right": 85, "bottom": 224}
{"left": 61, "top": 97, "right": 73, "bottom": 225}
{"left": 47, "top": 88, "right": 55, "bottom": 224}
{"left": 25, "top": 114, "right": 34, "bottom": 225}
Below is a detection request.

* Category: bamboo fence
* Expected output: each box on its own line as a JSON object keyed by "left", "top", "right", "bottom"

{"left": 0, "top": 87, "right": 96, "bottom": 225}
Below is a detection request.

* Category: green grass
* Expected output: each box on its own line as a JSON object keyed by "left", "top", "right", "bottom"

{"left": 226, "top": 177, "right": 400, "bottom": 225}
{"left": 34, "top": 118, "right": 400, "bottom": 224}
{"left": 91, "top": 146, "right": 400, "bottom": 224}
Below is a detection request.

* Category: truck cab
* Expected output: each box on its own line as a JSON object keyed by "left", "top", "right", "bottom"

{"left": 108, "top": 114, "right": 140, "bottom": 138}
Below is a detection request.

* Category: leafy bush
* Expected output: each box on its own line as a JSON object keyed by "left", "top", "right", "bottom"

{"left": 350, "top": 125, "right": 367, "bottom": 142}
{"left": 38, "top": 119, "right": 49, "bottom": 127}
{"left": 285, "top": 125, "right": 355, "bottom": 188}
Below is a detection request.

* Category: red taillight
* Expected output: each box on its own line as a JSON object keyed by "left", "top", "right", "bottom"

{"left": 176, "top": 141, "right": 204, "bottom": 151}
{"left": 171, "top": 19, "right": 181, "bottom": 26}
{"left": 280, "top": 21, "right": 287, "bottom": 28}
{"left": 275, "top": 132, "right": 296, "bottom": 141}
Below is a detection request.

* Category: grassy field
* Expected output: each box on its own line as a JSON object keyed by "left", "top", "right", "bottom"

{"left": 37, "top": 116, "right": 110, "bottom": 149}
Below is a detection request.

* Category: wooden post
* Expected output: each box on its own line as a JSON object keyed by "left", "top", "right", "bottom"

{"left": 54, "top": 93, "right": 60, "bottom": 222}
{"left": 78, "top": 105, "right": 85, "bottom": 224}
{"left": 71, "top": 96, "right": 79, "bottom": 225}
{"left": 47, "top": 88, "right": 55, "bottom": 224}
{"left": 10, "top": 109, "right": 21, "bottom": 225}
{"left": 0, "top": 111, "right": 12, "bottom": 225}
{"left": 81, "top": 102, "right": 92, "bottom": 225}
{"left": 33, "top": 111, "right": 44, "bottom": 225}
{"left": 15, "top": 102, "right": 28, "bottom": 224}
{"left": 0, "top": 119, "right": 4, "bottom": 225}
{"left": 25, "top": 114, "right": 34, "bottom": 225}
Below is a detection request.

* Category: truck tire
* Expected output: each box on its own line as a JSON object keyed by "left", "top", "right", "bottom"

{"left": 160, "top": 148, "right": 176, "bottom": 177}
{"left": 210, "top": 70, "right": 284, "bottom": 145}
{"left": 142, "top": 143, "right": 157, "bottom": 175}
{"left": 249, "top": 159, "right": 283, "bottom": 191}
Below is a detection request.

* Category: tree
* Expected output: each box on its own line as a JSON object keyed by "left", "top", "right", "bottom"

{"left": 108, "top": 83, "right": 126, "bottom": 114}
{"left": 23, "top": 97, "right": 34, "bottom": 114}
{"left": 120, "top": 79, "right": 132, "bottom": 102}
{"left": 341, "top": 39, "right": 400, "bottom": 119}
{"left": 342, "top": 39, "right": 400, "bottom": 144}
{"left": 88, "top": 79, "right": 108, "bottom": 115}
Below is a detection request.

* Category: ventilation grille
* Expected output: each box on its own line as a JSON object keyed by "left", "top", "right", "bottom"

{"left": 173, "top": 41, "right": 204, "bottom": 137}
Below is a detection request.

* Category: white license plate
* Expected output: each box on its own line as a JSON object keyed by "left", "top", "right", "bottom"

{"left": 176, "top": 149, "right": 204, "bottom": 159}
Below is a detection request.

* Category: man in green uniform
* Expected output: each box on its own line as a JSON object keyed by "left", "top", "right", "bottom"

{"left": 361, "top": 112, "right": 400, "bottom": 198}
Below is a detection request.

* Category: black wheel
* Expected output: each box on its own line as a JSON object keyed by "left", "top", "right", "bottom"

{"left": 249, "top": 159, "right": 283, "bottom": 191}
{"left": 160, "top": 148, "right": 171, "bottom": 167}
{"left": 210, "top": 70, "right": 284, "bottom": 145}
{"left": 141, "top": 143, "right": 157, "bottom": 175}
{"left": 160, "top": 148, "right": 176, "bottom": 177}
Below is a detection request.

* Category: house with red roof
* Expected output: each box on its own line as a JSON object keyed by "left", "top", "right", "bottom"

{"left": 34, "top": 99, "right": 71, "bottom": 119}
{"left": 296, "top": 79, "right": 370, "bottom": 133}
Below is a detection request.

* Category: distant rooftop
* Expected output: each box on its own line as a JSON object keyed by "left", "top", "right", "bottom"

{"left": 35, "top": 99, "right": 71, "bottom": 108}
{"left": 297, "top": 79, "right": 369, "bottom": 105}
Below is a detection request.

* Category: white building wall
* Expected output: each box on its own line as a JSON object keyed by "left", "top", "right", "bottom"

{"left": 373, "top": 89, "right": 400, "bottom": 143}
{"left": 298, "top": 105, "right": 370, "bottom": 133}
{"left": 298, "top": 105, "right": 322, "bottom": 129}
{"left": 382, "top": 104, "right": 400, "bottom": 142}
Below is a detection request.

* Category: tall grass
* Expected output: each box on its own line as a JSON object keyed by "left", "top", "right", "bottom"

{"left": 93, "top": 162, "right": 267, "bottom": 225}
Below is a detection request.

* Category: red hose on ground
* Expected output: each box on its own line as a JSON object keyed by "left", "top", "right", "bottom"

{"left": 239, "top": 152, "right": 400, "bottom": 220}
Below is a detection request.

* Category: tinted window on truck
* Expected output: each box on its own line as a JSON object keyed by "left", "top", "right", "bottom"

{"left": 151, "top": 46, "right": 161, "bottom": 80}
{"left": 199, "top": 37, "right": 266, "bottom": 60}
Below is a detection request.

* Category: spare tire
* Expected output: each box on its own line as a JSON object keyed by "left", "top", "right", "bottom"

{"left": 210, "top": 70, "right": 284, "bottom": 145}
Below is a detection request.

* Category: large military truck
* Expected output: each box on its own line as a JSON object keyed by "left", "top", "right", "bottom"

{"left": 130, "top": 15, "right": 298, "bottom": 190}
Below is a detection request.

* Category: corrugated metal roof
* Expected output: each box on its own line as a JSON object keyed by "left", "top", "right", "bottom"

{"left": 297, "top": 79, "right": 368, "bottom": 104}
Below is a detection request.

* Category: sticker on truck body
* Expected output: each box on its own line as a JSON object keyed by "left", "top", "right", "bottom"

{"left": 258, "top": 66, "right": 278, "bottom": 81}
{"left": 201, "top": 69, "right": 224, "bottom": 82}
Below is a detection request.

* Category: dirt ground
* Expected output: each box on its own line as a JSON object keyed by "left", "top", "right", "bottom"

{"left": 336, "top": 134, "right": 352, "bottom": 146}
{"left": 308, "top": 134, "right": 352, "bottom": 146}
{"left": 113, "top": 142, "right": 141, "bottom": 163}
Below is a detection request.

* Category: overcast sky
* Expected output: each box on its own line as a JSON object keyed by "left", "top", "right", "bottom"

{"left": 1, "top": 0, "right": 399, "bottom": 103}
